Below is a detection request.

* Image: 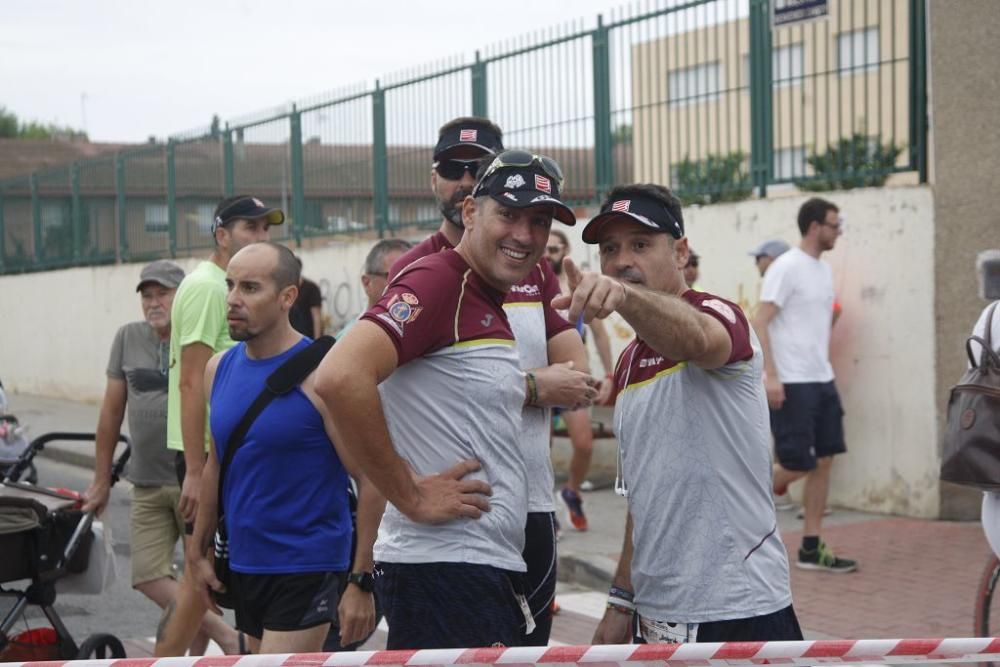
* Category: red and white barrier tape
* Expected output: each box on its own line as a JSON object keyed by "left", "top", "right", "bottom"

{"left": 6, "top": 638, "right": 1000, "bottom": 667}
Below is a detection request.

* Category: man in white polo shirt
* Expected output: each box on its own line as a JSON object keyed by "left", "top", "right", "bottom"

{"left": 752, "top": 197, "right": 856, "bottom": 573}
{"left": 566, "top": 183, "right": 799, "bottom": 645}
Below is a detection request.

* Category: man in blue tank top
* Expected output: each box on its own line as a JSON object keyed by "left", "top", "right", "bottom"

{"left": 187, "top": 242, "right": 377, "bottom": 653}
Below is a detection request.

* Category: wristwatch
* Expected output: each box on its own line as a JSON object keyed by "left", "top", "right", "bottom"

{"left": 347, "top": 571, "right": 375, "bottom": 592}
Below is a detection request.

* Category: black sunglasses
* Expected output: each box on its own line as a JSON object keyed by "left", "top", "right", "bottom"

{"left": 434, "top": 159, "right": 484, "bottom": 181}
{"left": 477, "top": 150, "right": 565, "bottom": 189}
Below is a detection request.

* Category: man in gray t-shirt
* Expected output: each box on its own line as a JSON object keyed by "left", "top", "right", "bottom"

{"left": 561, "top": 184, "right": 799, "bottom": 645}
{"left": 83, "top": 260, "right": 233, "bottom": 654}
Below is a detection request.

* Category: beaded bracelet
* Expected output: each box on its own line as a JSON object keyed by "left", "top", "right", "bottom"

{"left": 525, "top": 371, "right": 539, "bottom": 406}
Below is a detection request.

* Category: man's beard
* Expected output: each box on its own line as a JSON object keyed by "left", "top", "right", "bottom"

{"left": 440, "top": 187, "right": 472, "bottom": 228}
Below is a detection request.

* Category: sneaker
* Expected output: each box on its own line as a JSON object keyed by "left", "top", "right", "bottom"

{"left": 773, "top": 492, "right": 796, "bottom": 512}
{"left": 796, "top": 541, "right": 857, "bottom": 573}
{"left": 580, "top": 479, "right": 595, "bottom": 492}
{"left": 560, "top": 487, "right": 588, "bottom": 531}
{"left": 796, "top": 507, "right": 834, "bottom": 519}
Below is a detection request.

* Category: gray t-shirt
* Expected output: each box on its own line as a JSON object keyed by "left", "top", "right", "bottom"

{"left": 612, "top": 290, "right": 792, "bottom": 623}
{"left": 107, "top": 321, "right": 175, "bottom": 487}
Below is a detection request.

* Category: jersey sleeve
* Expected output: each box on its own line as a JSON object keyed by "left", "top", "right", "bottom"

{"left": 106, "top": 325, "right": 127, "bottom": 380}
{"left": 689, "top": 293, "right": 754, "bottom": 365}
{"left": 175, "top": 282, "right": 227, "bottom": 348}
{"left": 540, "top": 261, "right": 573, "bottom": 339}
{"left": 759, "top": 257, "right": 792, "bottom": 308}
{"left": 361, "top": 264, "right": 459, "bottom": 366}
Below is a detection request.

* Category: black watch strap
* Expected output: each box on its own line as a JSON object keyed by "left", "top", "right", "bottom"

{"left": 347, "top": 571, "right": 374, "bottom": 592}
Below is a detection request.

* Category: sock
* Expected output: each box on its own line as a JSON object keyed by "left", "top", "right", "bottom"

{"left": 802, "top": 535, "right": 820, "bottom": 552}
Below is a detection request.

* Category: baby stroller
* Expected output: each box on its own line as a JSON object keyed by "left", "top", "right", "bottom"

{"left": 0, "top": 381, "right": 35, "bottom": 485}
{"left": 0, "top": 431, "right": 131, "bottom": 660}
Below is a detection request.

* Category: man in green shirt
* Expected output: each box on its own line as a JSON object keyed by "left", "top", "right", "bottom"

{"left": 156, "top": 195, "right": 282, "bottom": 656}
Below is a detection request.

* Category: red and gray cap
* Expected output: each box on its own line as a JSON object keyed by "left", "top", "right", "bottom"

{"left": 136, "top": 260, "right": 185, "bottom": 292}
{"left": 212, "top": 196, "right": 285, "bottom": 233}
{"left": 582, "top": 194, "right": 684, "bottom": 244}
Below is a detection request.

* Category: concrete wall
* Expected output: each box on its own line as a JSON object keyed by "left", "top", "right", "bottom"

{"left": 928, "top": 0, "right": 1000, "bottom": 518}
{"left": 0, "top": 186, "right": 940, "bottom": 516}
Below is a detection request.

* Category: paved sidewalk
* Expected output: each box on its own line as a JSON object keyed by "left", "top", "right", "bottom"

{"left": 7, "top": 392, "right": 991, "bottom": 642}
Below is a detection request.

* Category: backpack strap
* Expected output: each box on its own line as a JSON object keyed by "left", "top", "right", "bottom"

{"left": 968, "top": 303, "right": 1000, "bottom": 369}
{"left": 217, "top": 336, "right": 336, "bottom": 517}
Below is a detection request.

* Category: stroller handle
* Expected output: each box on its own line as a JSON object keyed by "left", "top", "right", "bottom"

{"left": 2, "top": 432, "right": 132, "bottom": 484}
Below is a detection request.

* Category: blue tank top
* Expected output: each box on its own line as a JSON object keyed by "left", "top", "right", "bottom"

{"left": 210, "top": 338, "right": 351, "bottom": 574}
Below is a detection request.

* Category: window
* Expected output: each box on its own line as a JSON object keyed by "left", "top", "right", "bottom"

{"left": 668, "top": 62, "right": 723, "bottom": 107}
{"left": 740, "top": 44, "right": 803, "bottom": 88}
{"left": 773, "top": 44, "right": 804, "bottom": 87}
{"left": 838, "top": 28, "right": 879, "bottom": 76}
{"left": 772, "top": 147, "right": 807, "bottom": 180}
{"left": 189, "top": 204, "right": 214, "bottom": 236}
{"left": 145, "top": 204, "right": 169, "bottom": 234}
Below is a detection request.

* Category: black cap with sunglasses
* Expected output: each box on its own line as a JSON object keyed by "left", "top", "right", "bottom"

{"left": 471, "top": 150, "right": 576, "bottom": 225}
{"left": 582, "top": 193, "right": 684, "bottom": 244}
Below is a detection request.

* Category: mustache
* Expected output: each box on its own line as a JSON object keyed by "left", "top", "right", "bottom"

{"left": 616, "top": 268, "right": 644, "bottom": 282}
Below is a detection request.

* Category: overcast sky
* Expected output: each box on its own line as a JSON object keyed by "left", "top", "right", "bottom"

{"left": 1, "top": 0, "right": 627, "bottom": 143}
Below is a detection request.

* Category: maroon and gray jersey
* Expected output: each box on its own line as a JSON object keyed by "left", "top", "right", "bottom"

{"left": 388, "top": 230, "right": 574, "bottom": 513}
{"left": 612, "top": 290, "right": 792, "bottom": 623}
{"left": 503, "top": 259, "right": 574, "bottom": 512}
{"left": 388, "top": 231, "right": 452, "bottom": 282}
{"left": 363, "top": 249, "right": 528, "bottom": 571}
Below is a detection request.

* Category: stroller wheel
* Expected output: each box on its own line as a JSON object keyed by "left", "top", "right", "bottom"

{"left": 76, "top": 633, "right": 126, "bottom": 659}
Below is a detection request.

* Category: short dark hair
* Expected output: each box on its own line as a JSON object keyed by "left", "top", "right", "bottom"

{"left": 266, "top": 242, "right": 301, "bottom": 291}
{"left": 438, "top": 116, "right": 503, "bottom": 141}
{"left": 797, "top": 197, "right": 838, "bottom": 236}
{"left": 602, "top": 183, "right": 684, "bottom": 236}
{"left": 364, "top": 238, "right": 412, "bottom": 275}
{"left": 549, "top": 229, "right": 570, "bottom": 248}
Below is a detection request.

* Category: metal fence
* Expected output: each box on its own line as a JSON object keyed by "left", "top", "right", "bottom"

{"left": 0, "top": 0, "right": 927, "bottom": 274}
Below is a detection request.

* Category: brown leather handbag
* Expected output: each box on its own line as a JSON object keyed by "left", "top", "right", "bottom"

{"left": 941, "top": 302, "right": 1000, "bottom": 490}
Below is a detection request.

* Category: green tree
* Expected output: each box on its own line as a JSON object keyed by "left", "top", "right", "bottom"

{"left": 611, "top": 123, "right": 632, "bottom": 145}
{"left": 0, "top": 107, "right": 19, "bottom": 137}
{"left": 673, "top": 151, "right": 753, "bottom": 205}
{"left": 796, "top": 133, "right": 903, "bottom": 191}
{"left": 0, "top": 106, "right": 87, "bottom": 141}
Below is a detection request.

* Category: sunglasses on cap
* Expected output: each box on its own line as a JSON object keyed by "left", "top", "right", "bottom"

{"left": 477, "top": 150, "right": 565, "bottom": 189}
{"left": 434, "top": 158, "right": 484, "bottom": 181}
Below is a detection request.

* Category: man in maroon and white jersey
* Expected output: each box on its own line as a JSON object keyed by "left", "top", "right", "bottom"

{"left": 393, "top": 131, "right": 598, "bottom": 643}
{"left": 554, "top": 184, "right": 799, "bottom": 645}
{"left": 315, "top": 156, "right": 584, "bottom": 649}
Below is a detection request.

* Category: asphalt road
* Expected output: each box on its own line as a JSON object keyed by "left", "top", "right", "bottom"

{"left": 2, "top": 454, "right": 237, "bottom": 649}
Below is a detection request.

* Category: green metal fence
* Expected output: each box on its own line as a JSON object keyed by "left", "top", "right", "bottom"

{"left": 0, "top": 0, "right": 927, "bottom": 275}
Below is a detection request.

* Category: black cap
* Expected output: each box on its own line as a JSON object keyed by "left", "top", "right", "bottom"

{"left": 433, "top": 121, "right": 504, "bottom": 161}
{"left": 212, "top": 196, "right": 285, "bottom": 233}
{"left": 582, "top": 194, "right": 683, "bottom": 244}
{"left": 472, "top": 164, "right": 576, "bottom": 226}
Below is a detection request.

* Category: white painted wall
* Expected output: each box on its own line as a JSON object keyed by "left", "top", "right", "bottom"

{"left": 0, "top": 185, "right": 939, "bottom": 516}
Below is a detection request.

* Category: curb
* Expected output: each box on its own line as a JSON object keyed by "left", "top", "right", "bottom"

{"left": 36, "top": 443, "right": 97, "bottom": 471}
{"left": 557, "top": 553, "right": 615, "bottom": 590}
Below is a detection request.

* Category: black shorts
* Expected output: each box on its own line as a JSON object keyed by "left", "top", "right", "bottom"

{"left": 770, "top": 381, "right": 846, "bottom": 472}
{"left": 520, "top": 512, "right": 558, "bottom": 646}
{"left": 230, "top": 570, "right": 344, "bottom": 639}
{"left": 374, "top": 561, "right": 525, "bottom": 649}
{"left": 637, "top": 605, "right": 803, "bottom": 643}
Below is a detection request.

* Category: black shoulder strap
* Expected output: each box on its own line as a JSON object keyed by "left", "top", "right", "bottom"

{"left": 216, "top": 336, "right": 335, "bottom": 516}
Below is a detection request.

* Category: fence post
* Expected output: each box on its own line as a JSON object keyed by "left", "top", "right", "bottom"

{"left": 748, "top": 0, "right": 773, "bottom": 197}
{"left": 289, "top": 107, "right": 305, "bottom": 247}
{"left": 472, "top": 51, "right": 488, "bottom": 117}
{"left": 115, "top": 153, "right": 129, "bottom": 263}
{"left": 592, "top": 14, "right": 614, "bottom": 200}
{"left": 30, "top": 173, "right": 41, "bottom": 266}
{"left": 70, "top": 162, "right": 82, "bottom": 262}
{"left": 166, "top": 140, "right": 177, "bottom": 258}
{"left": 223, "top": 124, "right": 235, "bottom": 197}
{"left": 0, "top": 186, "right": 6, "bottom": 273}
{"left": 909, "top": 0, "right": 928, "bottom": 183}
{"left": 372, "top": 81, "right": 389, "bottom": 239}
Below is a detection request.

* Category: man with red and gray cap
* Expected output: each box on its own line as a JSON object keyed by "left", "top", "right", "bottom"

{"left": 558, "top": 184, "right": 799, "bottom": 645}
{"left": 391, "top": 137, "right": 596, "bottom": 644}
{"left": 316, "top": 153, "right": 587, "bottom": 649}
{"left": 155, "top": 195, "right": 282, "bottom": 656}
